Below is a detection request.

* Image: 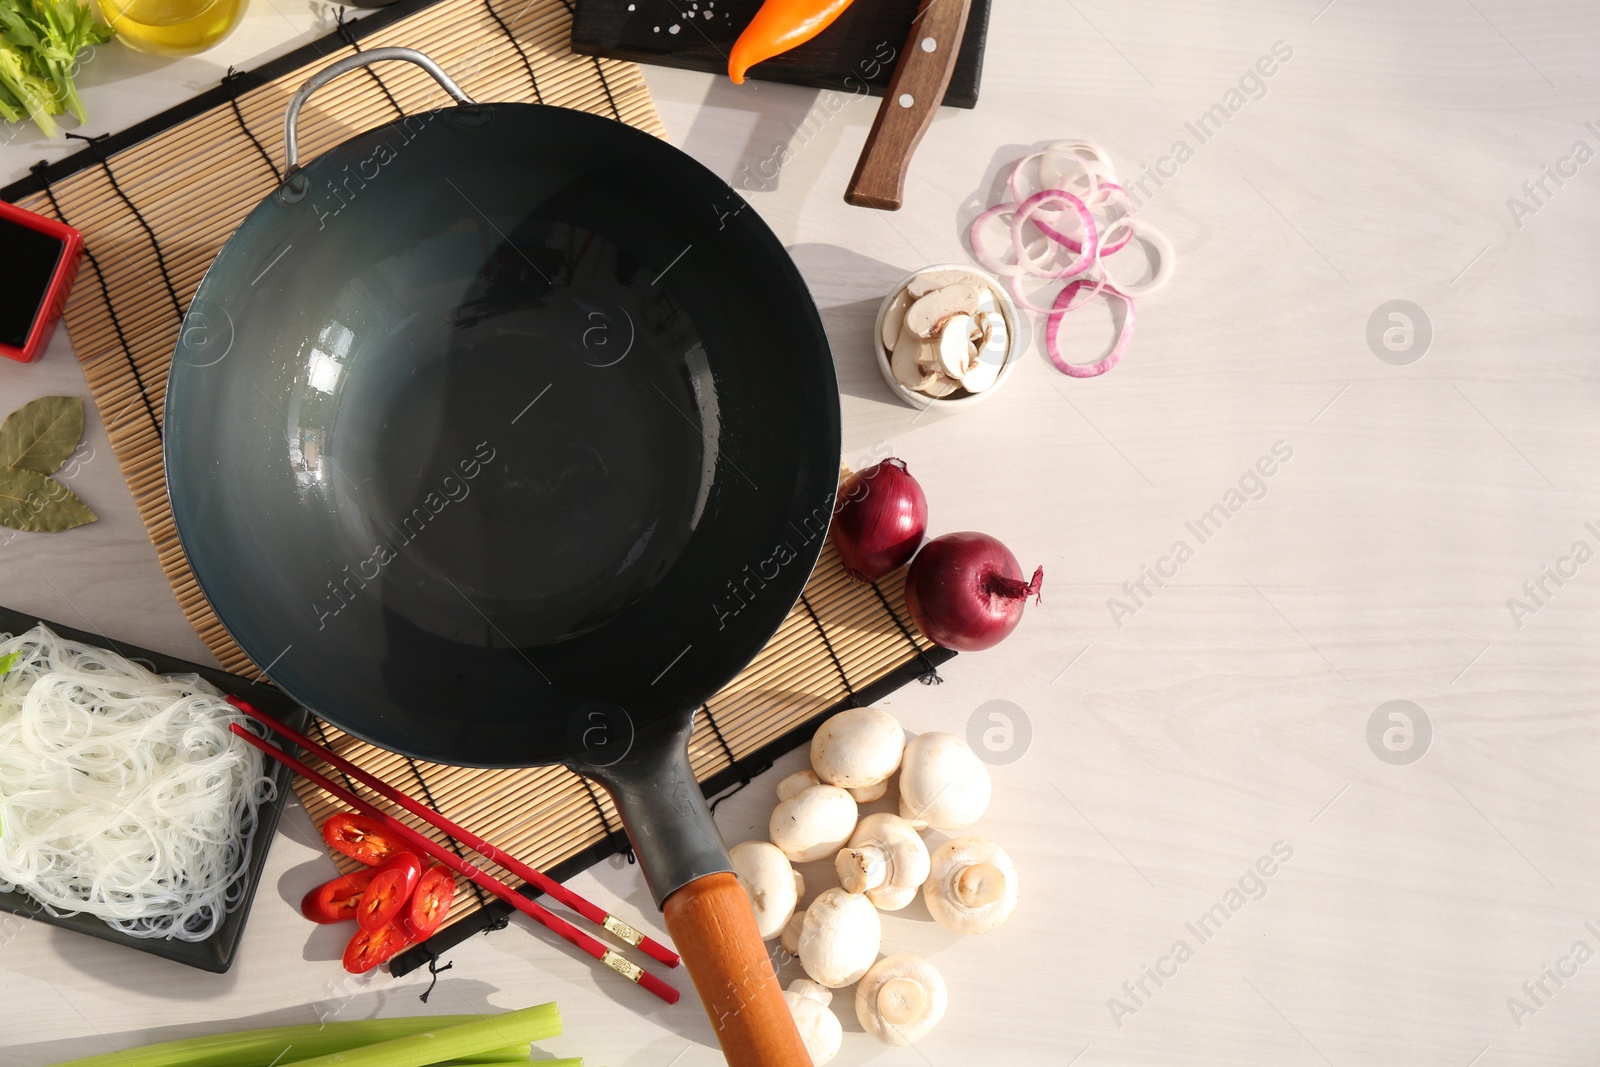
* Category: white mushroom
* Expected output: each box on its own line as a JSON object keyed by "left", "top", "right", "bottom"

{"left": 810, "top": 706, "right": 905, "bottom": 793}
{"left": 905, "top": 269, "right": 986, "bottom": 297}
{"left": 847, "top": 780, "right": 887, "bottom": 803}
{"left": 936, "top": 315, "right": 973, "bottom": 378}
{"left": 904, "top": 283, "right": 981, "bottom": 339}
{"left": 918, "top": 372, "right": 961, "bottom": 398}
{"left": 777, "top": 768, "right": 822, "bottom": 801}
{"left": 728, "top": 840, "right": 804, "bottom": 940}
{"left": 783, "top": 979, "right": 843, "bottom": 1065}
{"left": 797, "top": 887, "right": 881, "bottom": 988}
{"left": 835, "top": 813, "right": 929, "bottom": 911}
{"left": 880, "top": 288, "right": 913, "bottom": 353}
{"left": 890, "top": 326, "right": 938, "bottom": 392}
{"left": 780, "top": 911, "right": 804, "bottom": 958}
{"left": 924, "top": 837, "right": 1018, "bottom": 934}
{"left": 770, "top": 784, "right": 859, "bottom": 863}
{"left": 897, "top": 732, "right": 991, "bottom": 830}
{"left": 855, "top": 954, "right": 948, "bottom": 1046}
{"left": 961, "top": 310, "right": 1008, "bottom": 393}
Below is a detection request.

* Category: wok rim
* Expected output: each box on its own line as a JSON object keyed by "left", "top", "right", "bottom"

{"left": 163, "top": 100, "right": 843, "bottom": 769}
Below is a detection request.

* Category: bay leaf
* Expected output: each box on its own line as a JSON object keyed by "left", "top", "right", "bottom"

{"left": 0, "top": 395, "right": 85, "bottom": 475}
{"left": 0, "top": 468, "right": 97, "bottom": 532}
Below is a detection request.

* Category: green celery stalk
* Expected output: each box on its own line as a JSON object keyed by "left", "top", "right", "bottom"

{"left": 0, "top": 0, "right": 110, "bottom": 132}
{"left": 286, "top": 1003, "right": 562, "bottom": 1067}
{"left": 444, "top": 1048, "right": 533, "bottom": 1065}
{"left": 0, "top": 38, "right": 55, "bottom": 138}
{"left": 42, "top": 1015, "right": 488, "bottom": 1067}
{"left": 27, "top": 0, "right": 109, "bottom": 122}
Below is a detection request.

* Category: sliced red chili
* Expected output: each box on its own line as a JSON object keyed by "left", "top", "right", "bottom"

{"left": 401, "top": 865, "right": 456, "bottom": 941}
{"left": 321, "top": 812, "right": 411, "bottom": 867}
{"left": 301, "top": 869, "right": 375, "bottom": 924}
{"left": 355, "top": 851, "right": 424, "bottom": 932}
{"left": 342, "top": 922, "right": 410, "bottom": 974}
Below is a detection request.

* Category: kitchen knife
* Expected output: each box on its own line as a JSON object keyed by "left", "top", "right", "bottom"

{"left": 845, "top": 0, "right": 975, "bottom": 210}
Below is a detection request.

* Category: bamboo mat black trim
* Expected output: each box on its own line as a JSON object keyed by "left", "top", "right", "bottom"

{"left": 27, "top": 172, "right": 156, "bottom": 434}
{"left": 484, "top": 0, "right": 544, "bottom": 102}
{"left": 222, "top": 68, "right": 284, "bottom": 183}
{"left": 798, "top": 592, "right": 856, "bottom": 700}
{"left": 63, "top": 131, "right": 186, "bottom": 323}
{"left": 389, "top": 642, "right": 955, "bottom": 977}
{"left": 1, "top": 0, "right": 453, "bottom": 204}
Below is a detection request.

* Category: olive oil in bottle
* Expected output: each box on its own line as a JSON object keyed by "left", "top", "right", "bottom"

{"left": 95, "top": 0, "right": 245, "bottom": 57}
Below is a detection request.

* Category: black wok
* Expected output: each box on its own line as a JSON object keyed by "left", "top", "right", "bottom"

{"left": 165, "top": 49, "right": 839, "bottom": 1066}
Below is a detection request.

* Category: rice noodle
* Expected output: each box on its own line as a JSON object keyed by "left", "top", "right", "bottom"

{"left": 0, "top": 624, "right": 276, "bottom": 940}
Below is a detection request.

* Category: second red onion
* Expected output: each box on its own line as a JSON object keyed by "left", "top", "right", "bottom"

{"left": 831, "top": 458, "right": 929, "bottom": 583}
{"left": 905, "top": 532, "right": 1043, "bottom": 651}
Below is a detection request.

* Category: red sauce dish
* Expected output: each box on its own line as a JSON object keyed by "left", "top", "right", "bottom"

{"left": 0, "top": 201, "right": 84, "bottom": 364}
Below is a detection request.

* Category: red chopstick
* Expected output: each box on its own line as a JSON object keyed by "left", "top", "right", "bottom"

{"left": 227, "top": 696, "right": 679, "bottom": 969}
{"left": 230, "top": 724, "right": 679, "bottom": 1004}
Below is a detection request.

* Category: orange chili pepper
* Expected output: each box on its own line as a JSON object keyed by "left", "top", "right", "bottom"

{"left": 728, "top": 0, "right": 856, "bottom": 84}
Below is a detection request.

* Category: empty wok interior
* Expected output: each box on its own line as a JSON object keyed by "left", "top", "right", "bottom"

{"left": 166, "top": 104, "right": 840, "bottom": 767}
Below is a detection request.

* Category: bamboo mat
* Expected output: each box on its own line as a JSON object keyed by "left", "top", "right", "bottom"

{"left": 0, "top": 0, "right": 954, "bottom": 965}
{"left": 6, "top": 0, "right": 660, "bottom": 674}
{"left": 310, "top": 537, "right": 950, "bottom": 974}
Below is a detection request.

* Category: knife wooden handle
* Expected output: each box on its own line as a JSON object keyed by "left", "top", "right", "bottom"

{"left": 845, "top": 0, "right": 975, "bottom": 210}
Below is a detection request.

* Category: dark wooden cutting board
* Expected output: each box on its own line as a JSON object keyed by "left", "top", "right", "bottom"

{"left": 571, "top": 0, "right": 990, "bottom": 109}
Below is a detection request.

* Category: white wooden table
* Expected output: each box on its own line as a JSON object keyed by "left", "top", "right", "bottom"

{"left": 4, "top": 1, "right": 1600, "bottom": 1063}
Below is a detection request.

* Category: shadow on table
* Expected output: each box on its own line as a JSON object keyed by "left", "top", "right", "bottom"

{"left": 677, "top": 77, "right": 863, "bottom": 198}
{"left": 784, "top": 242, "right": 927, "bottom": 410}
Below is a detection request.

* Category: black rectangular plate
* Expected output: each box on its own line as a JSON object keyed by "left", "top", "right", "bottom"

{"left": 0, "top": 606, "right": 309, "bottom": 973}
{"left": 572, "top": 0, "right": 991, "bottom": 109}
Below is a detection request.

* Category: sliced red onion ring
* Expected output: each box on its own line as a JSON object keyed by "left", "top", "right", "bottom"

{"left": 972, "top": 203, "right": 1075, "bottom": 278}
{"left": 1045, "top": 279, "right": 1135, "bottom": 378}
{"left": 963, "top": 141, "right": 1174, "bottom": 380}
{"left": 1039, "top": 182, "right": 1135, "bottom": 257}
{"left": 1040, "top": 141, "right": 1119, "bottom": 191}
{"left": 969, "top": 203, "right": 1025, "bottom": 276}
{"left": 1097, "top": 220, "right": 1136, "bottom": 257}
{"left": 1010, "top": 270, "right": 1108, "bottom": 315}
{"left": 1010, "top": 145, "right": 1112, "bottom": 206}
{"left": 1011, "top": 191, "right": 1097, "bottom": 279}
{"left": 1095, "top": 220, "right": 1176, "bottom": 297}
{"left": 1045, "top": 139, "right": 1117, "bottom": 178}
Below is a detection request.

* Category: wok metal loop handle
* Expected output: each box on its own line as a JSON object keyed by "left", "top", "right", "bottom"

{"left": 283, "top": 47, "right": 476, "bottom": 175}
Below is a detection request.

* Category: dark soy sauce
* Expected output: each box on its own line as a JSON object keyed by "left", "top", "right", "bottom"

{"left": 0, "top": 216, "right": 66, "bottom": 350}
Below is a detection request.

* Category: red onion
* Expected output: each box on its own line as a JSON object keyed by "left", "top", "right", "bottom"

{"left": 831, "top": 458, "right": 929, "bottom": 583}
{"left": 905, "top": 532, "right": 1043, "bottom": 652}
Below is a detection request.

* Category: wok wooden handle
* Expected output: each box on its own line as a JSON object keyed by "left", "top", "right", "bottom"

{"left": 662, "top": 872, "right": 811, "bottom": 1067}
{"left": 845, "top": 0, "right": 975, "bottom": 210}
